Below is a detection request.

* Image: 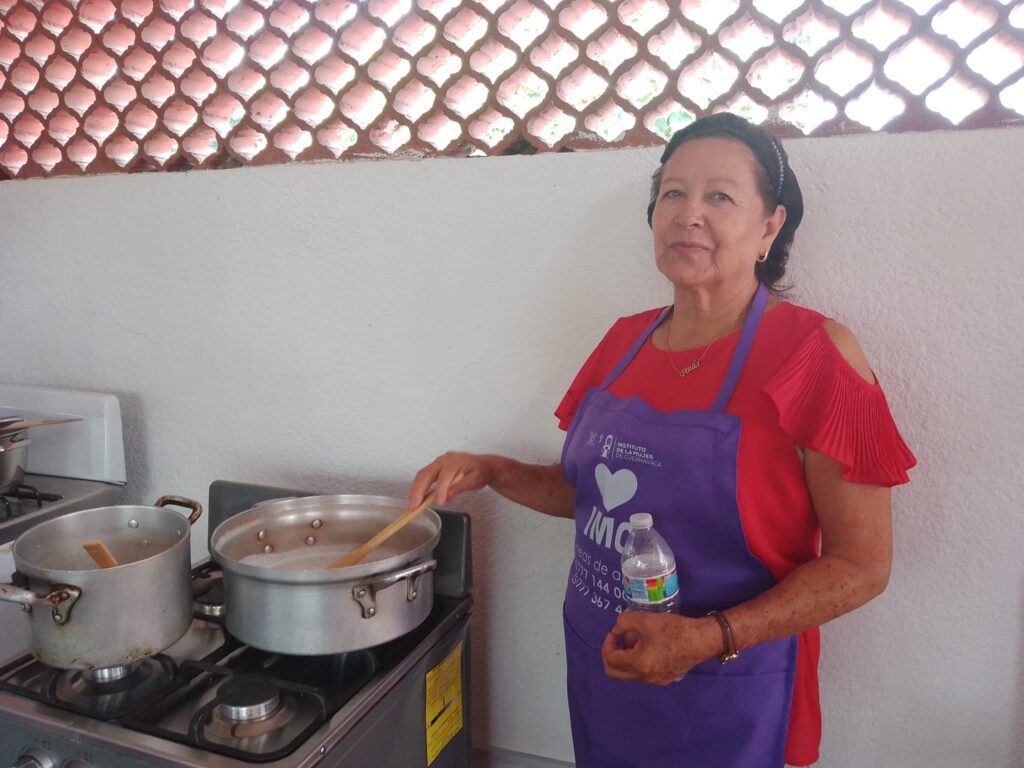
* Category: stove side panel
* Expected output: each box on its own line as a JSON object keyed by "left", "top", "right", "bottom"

{"left": 321, "top": 619, "right": 472, "bottom": 768}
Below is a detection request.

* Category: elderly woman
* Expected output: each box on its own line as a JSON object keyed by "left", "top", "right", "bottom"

{"left": 409, "top": 113, "right": 915, "bottom": 768}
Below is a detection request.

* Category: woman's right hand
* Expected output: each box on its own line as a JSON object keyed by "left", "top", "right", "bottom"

{"left": 407, "top": 452, "right": 498, "bottom": 509}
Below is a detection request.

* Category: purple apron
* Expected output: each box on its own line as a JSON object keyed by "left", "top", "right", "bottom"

{"left": 561, "top": 284, "right": 797, "bottom": 768}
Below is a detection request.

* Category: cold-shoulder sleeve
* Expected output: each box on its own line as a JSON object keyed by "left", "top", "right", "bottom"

{"left": 763, "top": 325, "right": 917, "bottom": 486}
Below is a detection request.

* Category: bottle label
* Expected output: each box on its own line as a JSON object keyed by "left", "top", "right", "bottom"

{"left": 623, "top": 567, "right": 678, "bottom": 605}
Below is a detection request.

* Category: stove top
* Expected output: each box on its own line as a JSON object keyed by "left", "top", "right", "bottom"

{"left": 0, "top": 561, "right": 469, "bottom": 763}
{"left": 0, "top": 480, "right": 474, "bottom": 768}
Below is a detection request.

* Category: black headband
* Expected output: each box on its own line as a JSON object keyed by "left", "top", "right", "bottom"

{"left": 766, "top": 133, "right": 784, "bottom": 200}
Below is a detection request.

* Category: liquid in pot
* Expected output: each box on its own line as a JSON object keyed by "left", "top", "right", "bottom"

{"left": 239, "top": 542, "right": 405, "bottom": 570}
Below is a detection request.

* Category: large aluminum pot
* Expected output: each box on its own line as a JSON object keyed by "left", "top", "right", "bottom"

{"left": 0, "top": 431, "right": 29, "bottom": 494}
{"left": 0, "top": 496, "right": 202, "bottom": 669}
{"left": 211, "top": 494, "right": 440, "bottom": 655}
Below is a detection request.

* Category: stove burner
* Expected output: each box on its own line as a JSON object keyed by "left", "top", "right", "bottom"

{"left": 194, "top": 582, "right": 225, "bottom": 618}
{"left": 43, "top": 655, "right": 178, "bottom": 720}
{"left": 216, "top": 680, "right": 282, "bottom": 723}
{"left": 192, "top": 569, "right": 226, "bottom": 619}
{"left": 201, "top": 676, "right": 307, "bottom": 745}
{"left": 83, "top": 663, "right": 137, "bottom": 684}
{"left": 197, "top": 601, "right": 225, "bottom": 618}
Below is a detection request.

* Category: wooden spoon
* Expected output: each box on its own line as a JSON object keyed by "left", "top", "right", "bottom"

{"left": 0, "top": 417, "right": 82, "bottom": 438}
{"left": 82, "top": 540, "right": 119, "bottom": 568}
{"left": 330, "top": 474, "right": 463, "bottom": 568}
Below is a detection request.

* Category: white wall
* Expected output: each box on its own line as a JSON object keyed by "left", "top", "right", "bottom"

{"left": 2, "top": 125, "right": 1022, "bottom": 767}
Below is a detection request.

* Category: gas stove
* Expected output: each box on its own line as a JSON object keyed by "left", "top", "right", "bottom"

{"left": 0, "top": 480, "right": 474, "bottom": 768}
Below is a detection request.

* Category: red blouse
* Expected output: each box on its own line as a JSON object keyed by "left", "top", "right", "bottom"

{"left": 555, "top": 301, "right": 916, "bottom": 767}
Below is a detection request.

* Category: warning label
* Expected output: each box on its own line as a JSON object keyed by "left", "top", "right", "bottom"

{"left": 425, "top": 641, "right": 464, "bottom": 765}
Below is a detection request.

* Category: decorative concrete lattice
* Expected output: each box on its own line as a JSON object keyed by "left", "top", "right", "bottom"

{"left": 0, "top": 0, "right": 1022, "bottom": 179}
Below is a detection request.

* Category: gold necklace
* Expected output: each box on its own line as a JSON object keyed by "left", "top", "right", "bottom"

{"left": 664, "top": 307, "right": 746, "bottom": 378}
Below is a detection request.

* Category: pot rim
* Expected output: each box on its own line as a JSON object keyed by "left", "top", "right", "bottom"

{"left": 13, "top": 503, "right": 194, "bottom": 578}
{"left": 211, "top": 493, "right": 442, "bottom": 584}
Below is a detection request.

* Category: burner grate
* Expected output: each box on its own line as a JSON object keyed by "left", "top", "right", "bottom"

{"left": 44, "top": 655, "right": 179, "bottom": 720}
{"left": 191, "top": 673, "right": 328, "bottom": 760}
{"left": 121, "top": 656, "right": 353, "bottom": 763}
{"left": 0, "top": 654, "right": 180, "bottom": 721}
{"left": 0, "top": 484, "right": 63, "bottom": 519}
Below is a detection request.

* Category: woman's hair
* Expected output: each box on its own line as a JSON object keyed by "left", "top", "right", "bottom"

{"left": 646, "top": 113, "right": 804, "bottom": 291}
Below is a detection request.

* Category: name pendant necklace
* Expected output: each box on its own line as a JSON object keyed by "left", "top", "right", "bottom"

{"left": 665, "top": 306, "right": 746, "bottom": 378}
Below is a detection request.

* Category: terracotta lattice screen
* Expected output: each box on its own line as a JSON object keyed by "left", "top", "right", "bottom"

{"left": 1, "top": 0, "right": 1022, "bottom": 180}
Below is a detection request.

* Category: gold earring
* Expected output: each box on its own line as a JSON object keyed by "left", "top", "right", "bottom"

{"left": 757, "top": 249, "right": 769, "bottom": 263}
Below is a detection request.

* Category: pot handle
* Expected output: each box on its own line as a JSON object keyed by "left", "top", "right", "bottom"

{"left": 0, "top": 578, "right": 81, "bottom": 625}
{"left": 155, "top": 495, "right": 203, "bottom": 525}
{"left": 352, "top": 559, "right": 437, "bottom": 619}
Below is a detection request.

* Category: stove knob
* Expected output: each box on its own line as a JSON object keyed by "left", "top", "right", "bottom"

{"left": 10, "top": 748, "right": 56, "bottom": 768}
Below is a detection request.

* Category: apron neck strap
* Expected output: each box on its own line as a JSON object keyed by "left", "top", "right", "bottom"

{"left": 710, "top": 282, "right": 769, "bottom": 413}
{"left": 597, "top": 283, "right": 770, "bottom": 404}
{"left": 597, "top": 307, "right": 671, "bottom": 391}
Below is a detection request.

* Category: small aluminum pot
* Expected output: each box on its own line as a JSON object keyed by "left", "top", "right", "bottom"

{"left": 211, "top": 495, "right": 440, "bottom": 655}
{"left": 0, "top": 431, "right": 29, "bottom": 495}
{"left": 0, "top": 496, "right": 202, "bottom": 669}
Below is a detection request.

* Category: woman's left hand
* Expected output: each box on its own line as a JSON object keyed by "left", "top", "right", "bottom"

{"left": 601, "top": 611, "right": 721, "bottom": 685}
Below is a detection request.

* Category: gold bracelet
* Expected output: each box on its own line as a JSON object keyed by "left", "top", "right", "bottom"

{"left": 707, "top": 610, "right": 740, "bottom": 663}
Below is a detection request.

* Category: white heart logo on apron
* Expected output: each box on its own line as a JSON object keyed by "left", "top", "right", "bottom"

{"left": 594, "top": 464, "right": 637, "bottom": 512}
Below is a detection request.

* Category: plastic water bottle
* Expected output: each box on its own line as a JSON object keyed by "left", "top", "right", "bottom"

{"left": 621, "top": 513, "right": 679, "bottom": 613}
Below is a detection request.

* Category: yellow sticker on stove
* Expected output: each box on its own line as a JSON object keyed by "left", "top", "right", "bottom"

{"left": 425, "top": 640, "right": 464, "bottom": 765}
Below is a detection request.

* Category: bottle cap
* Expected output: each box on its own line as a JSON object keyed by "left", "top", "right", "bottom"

{"left": 629, "top": 513, "right": 653, "bottom": 529}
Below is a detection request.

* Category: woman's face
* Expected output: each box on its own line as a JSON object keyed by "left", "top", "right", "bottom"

{"left": 651, "top": 137, "right": 785, "bottom": 293}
